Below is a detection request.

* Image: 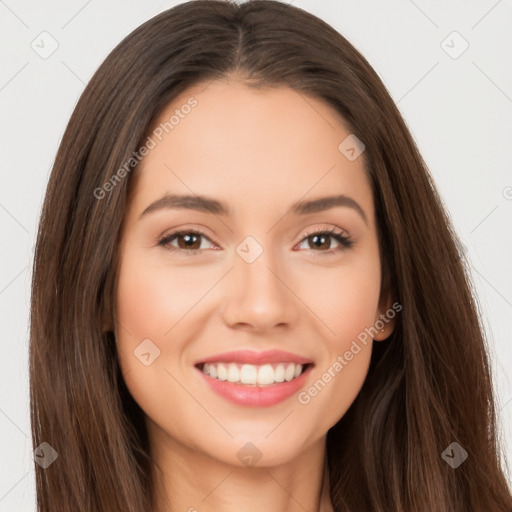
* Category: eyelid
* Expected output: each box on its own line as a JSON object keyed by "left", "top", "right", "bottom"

{"left": 156, "top": 225, "right": 214, "bottom": 242}
{"left": 156, "top": 225, "right": 217, "bottom": 250}
{"left": 299, "top": 225, "right": 350, "bottom": 241}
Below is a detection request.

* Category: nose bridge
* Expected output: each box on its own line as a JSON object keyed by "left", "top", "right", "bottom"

{"left": 222, "top": 235, "right": 296, "bottom": 329}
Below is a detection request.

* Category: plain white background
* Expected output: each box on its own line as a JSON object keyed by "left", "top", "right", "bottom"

{"left": 1, "top": 0, "right": 511, "bottom": 509}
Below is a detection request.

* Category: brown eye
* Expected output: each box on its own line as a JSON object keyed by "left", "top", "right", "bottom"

{"left": 296, "top": 229, "right": 354, "bottom": 255}
{"left": 158, "top": 230, "right": 214, "bottom": 252}
{"left": 307, "top": 233, "right": 335, "bottom": 250}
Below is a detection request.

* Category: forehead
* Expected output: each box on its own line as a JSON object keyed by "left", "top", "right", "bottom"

{"left": 129, "top": 79, "right": 374, "bottom": 224}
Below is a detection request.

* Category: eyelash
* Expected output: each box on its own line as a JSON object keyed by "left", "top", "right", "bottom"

{"left": 157, "top": 226, "right": 354, "bottom": 256}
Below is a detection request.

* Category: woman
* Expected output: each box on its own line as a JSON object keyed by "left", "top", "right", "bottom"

{"left": 29, "top": 1, "right": 512, "bottom": 511}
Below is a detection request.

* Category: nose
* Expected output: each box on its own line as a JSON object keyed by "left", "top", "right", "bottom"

{"left": 221, "top": 249, "right": 299, "bottom": 333}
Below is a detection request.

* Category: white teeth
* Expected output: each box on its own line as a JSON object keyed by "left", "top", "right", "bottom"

{"left": 257, "top": 364, "right": 275, "bottom": 386}
{"left": 217, "top": 363, "right": 227, "bottom": 381}
{"left": 201, "top": 362, "right": 305, "bottom": 386}
{"left": 285, "top": 363, "right": 295, "bottom": 381}
{"left": 240, "top": 364, "right": 257, "bottom": 384}
{"left": 227, "top": 363, "right": 240, "bottom": 383}
{"left": 274, "top": 364, "right": 285, "bottom": 383}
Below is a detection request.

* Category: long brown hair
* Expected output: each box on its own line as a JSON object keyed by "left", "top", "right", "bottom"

{"left": 29, "top": 1, "right": 512, "bottom": 510}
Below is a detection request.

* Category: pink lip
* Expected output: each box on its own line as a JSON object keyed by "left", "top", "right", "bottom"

{"left": 194, "top": 349, "right": 313, "bottom": 366}
{"left": 196, "top": 364, "right": 314, "bottom": 407}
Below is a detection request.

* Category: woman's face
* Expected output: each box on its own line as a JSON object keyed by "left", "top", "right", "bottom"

{"left": 115, "top": 79, "right": 394, "bottom": 467}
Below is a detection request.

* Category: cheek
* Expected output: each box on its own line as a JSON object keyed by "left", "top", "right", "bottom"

{"left": 114, "top": 255, "right": 192, "bottom": 427}
{"left": 293, "top": 258, "right": 380, "bottom": 424}
{"left": 297, "top": 256, "right": 381, "bottom": 345}
{"left": 298, "top": 341, "right": 372, "bottom": 431}
{"left": 114, "top": 253, "right": 178, "bottom": 390}
{"left": 116, "top": 253, "right": 208, "bottom": 340}
{"left": 114, "top": 251, "right": 217, "bottom": 408}
{"left": 334, "top": 273, "right": 380, "bottom": 341}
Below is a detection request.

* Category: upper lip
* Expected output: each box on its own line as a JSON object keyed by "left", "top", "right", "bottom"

{"left": 194, "top": 349, "right": 313, "bottom": 366}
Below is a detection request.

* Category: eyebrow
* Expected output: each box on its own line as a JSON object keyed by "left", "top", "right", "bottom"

{"left": 139, "top": 193, "right": 368, "bottom": 225}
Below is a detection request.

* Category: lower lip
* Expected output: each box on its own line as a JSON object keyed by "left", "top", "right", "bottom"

{"left": 197, "top": 365, "right": 313, "bottom": 407}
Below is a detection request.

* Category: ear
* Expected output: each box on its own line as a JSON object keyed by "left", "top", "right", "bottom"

{"left": 373, "top": 288, "right": 398, "bottom": 342}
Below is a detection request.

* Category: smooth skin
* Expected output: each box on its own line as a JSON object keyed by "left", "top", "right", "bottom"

{"left": 114, "top": 78, "right": 395, "bottom": 512}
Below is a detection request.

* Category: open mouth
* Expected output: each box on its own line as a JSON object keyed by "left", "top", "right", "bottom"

{"left": 195, "top": 361, "right": 312, "bottom": 387}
